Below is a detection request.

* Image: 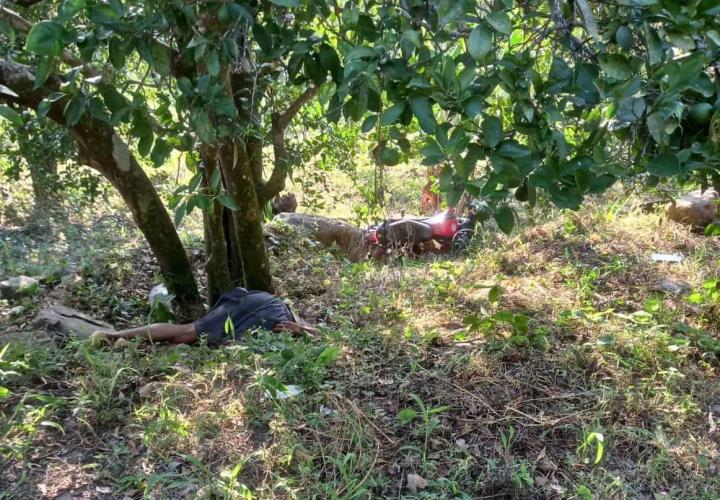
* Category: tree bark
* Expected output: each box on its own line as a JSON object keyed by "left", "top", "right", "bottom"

{"left": 223, "top": 206, "right": 244, "bottom": 284}
{"left": 0, "top": 60, "right": 204, "bottom": 318}
{"left": 199, "top": 153, "right": 233, "bottom": 306}
{"left": 28, "top": 160, "right": 57, "bottom": 206}
{"left": 76, "top": 128, "right": 204, "bottom": 318}
{"left": 218, "top": 141, "right": 274, "bottom": 292}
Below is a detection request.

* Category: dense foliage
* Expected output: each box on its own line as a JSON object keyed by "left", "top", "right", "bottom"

{"left": 0, "top": 0, "right": 719, "bottom": 301}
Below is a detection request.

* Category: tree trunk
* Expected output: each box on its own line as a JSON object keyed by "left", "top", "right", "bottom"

{"left": 200, "top": 154, "right": 233, "bottom": 306}
{"left": 218, "top": 141, "right": 274, "bottom": 292}
{"left": 0, "top": 61, "right": 204, "bottom": 318}
{"left": 28, "top": 160, "right": 57, "bottom": 204}
{"left": 88, "top": 139, "right": 204, "bottom": 318}
{"left": 223, "top": 206, "right": 244, "bottom": 284}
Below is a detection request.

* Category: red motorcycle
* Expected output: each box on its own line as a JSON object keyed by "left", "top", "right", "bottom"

{"left": 363, "top": 206, "right": 482, "bottom": 258}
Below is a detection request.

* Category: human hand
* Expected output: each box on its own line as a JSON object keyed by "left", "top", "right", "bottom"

{"left": 273, "top": 321, "right": 310, "bottom": 336}
{"left": 88, "top": 330, "right": 112, "bottom": 347}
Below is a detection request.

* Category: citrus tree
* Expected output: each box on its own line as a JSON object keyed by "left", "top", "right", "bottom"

{"left": 1, "top": 0, "right": 718, "bottom": 314}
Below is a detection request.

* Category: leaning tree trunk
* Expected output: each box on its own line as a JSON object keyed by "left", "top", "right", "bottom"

{"left": 73, "top": 123, "right": 204, "bottom": 318}
{"left": 0, "top": 61, "right": 204, "bottom": 318}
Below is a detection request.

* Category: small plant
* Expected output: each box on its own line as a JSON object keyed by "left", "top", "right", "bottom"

{"left": 511, "top": 460, "right": 533, "bottom": 491}
{"left": 398, "top": 393, "right": 450, "bottom": 463}
{"left": 577, "top": 429, "right": 605, "bottom": 465}
{"left": 499, "top": 425, "right": 516, "bottom": 455}
{"left": 575, "top": 484, "right": 595, "bottom": 499}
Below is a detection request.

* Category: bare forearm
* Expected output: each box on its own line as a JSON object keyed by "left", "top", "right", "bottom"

{"left": 108, "top": 323, "right": 197, "bottom": 344}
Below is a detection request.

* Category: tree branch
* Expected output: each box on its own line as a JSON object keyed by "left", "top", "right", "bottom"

{"left": 275, "top": 85, "right": 319, "bottom": 131}
{"left": 257, "top": 86, "right": 319, "bottom": 205}
{"left": 0, "top": 6, "right": 94, "bottom": 74}
{"left": 8, "top": 0, "right": 47, "bottom": 6}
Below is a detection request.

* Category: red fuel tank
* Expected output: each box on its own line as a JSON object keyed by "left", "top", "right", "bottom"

{"left": 425, "top": 209, "right": 458, "bottom": 239}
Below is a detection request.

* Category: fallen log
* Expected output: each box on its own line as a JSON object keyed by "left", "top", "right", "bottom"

{"left": 32, "top": 304, "right": 115, "bottom": 342}
{"left": 666, "top": 189, "right": 718, "bottom": 228}
{"left": 271, "top": 213, "right": 366, "bottom": 262}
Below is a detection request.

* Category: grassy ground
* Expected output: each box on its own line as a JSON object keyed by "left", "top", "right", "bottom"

{"left": 2, "top": 180, "right": 720, "bottom": 498}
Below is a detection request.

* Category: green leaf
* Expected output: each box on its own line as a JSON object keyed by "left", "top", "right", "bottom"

{"left": 138, "top": 130, "right": 154, "bottom": 157}
{"left": 100, "top": 85, "right": 131, "bottom": 120}
{"left": 253, "top": 24, "right": 272, "bottom": 53}
{"left": 207, "top": 49, "right": 220, "bottom": 77}
{"left": 615, "top": 26, "right": 633, "bottom": 51}
{"left": 494, "top": 205, "right": 515, "bottom": 235}
{"left": 269, "top": 0, "right": 298, "bottom": 6}
{"left": 304, "top": 54, "right": 327, "bottom": 86}
{"left": 150, "top": 139, "right": 171, "bottom": 167}
{"left": 643, "top": 23, "right": 662, "bottom": 67}
{"left": 400, "top": 29, "right": 421, "bottom": 57}
{"left": 212, "top": 96, "right": 237, "bottom": 117}
{"left": 409, "top": 97, "right": 436, "bottom": 134}
{"left": 397, "top": 408, "right": 417, "bottom": 425}
{"left": 149, "top": 41, "right": 171, "bottom": 75}
{"left": 315, "top": 346, "right": 341, "bottom": 366}
{"left": 598, "top": 54, "right": 632, "bottom": 80}
{"left": 509, "top": 29, "right": 524, "bottom": 47}
{"left": 704, "top": 223, "right": 720, "bottom": 236}
{"left": 217, "top": 193, "right": 238, "bottom": 210}
{"left": 464, "top": 95, "right": 486, "bottom": 118}
{"left": 482, "top": 115, "right": 502, "bottom": 147}
{"left": 33, "top": 56, "right": 55, "bottom": 90}
{"left": 380, "top": 147, "right": 401, "bottom": 166}
{"left": 26, "top": 21, "right": 66, "bottom": 57}
{"left": 193, "top": 109, "right": 216, "bottom": 143}
{"left": 58, "top": 0, "right": 85, "bottom": 22}
{"left": 380, "top": 102, "right": 405, "bottom": 126}
{"left": 63, "top": 95, "right": 85, "bottom": 126}
{"left": 485, "top": 11, "right": 512, "bottom": 36}
{"left": 488, "top": 285, "right": 502, "bottom": 304}
{"left": 319, "top": 43, "right": 341, "bottom": 81}
{"left": 174, "top": 201, "right": 187, "bottom": 227}
{"left": 88, "top": 4, "right": 121, "bottom": 25}
{"left": 664, "top": 53, "right": 704, "bottom": 92}
{"left": 496, "top": 140, "right": 530, "bottom": 158}
{"left": 361, "top": 114, "right": 376, "bottom": 133}
{"left": 108, "top": 38, "right": 126, "bottom": 69}
{"left": 647, "top": 153, "right": 681, "bottom": 177}
{"left": 468, "top": 25, "right": 492, "bottom": 61}
{"left": 0, "top": 105, "right": 22, "bottom": 126}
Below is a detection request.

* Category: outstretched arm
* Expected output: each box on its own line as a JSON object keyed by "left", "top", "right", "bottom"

{"left": 273, "top": 321, "right": 319, "bottom": 336}
{"left": 92, "top": 323, "right": 197, "bottom": 345}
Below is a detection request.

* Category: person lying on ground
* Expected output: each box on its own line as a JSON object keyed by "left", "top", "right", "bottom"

{"left": 90, "top": 287, "right": 318, "bottom": 346}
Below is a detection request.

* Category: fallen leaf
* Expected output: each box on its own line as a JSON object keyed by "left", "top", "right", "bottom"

{"left": 538, "top": 457, "right": 558, "bottom": 473}
{"left": 406, "top": 473, "right": 428, "bottom": 493}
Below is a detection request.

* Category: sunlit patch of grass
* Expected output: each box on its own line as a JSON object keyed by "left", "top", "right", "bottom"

{"left": 3, "top": 191, "right": 720, "bottom": 497}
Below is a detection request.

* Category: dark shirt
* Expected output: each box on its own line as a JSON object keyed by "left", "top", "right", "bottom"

{"left": 193, "top": 288, "right": 294, "bottom": 346}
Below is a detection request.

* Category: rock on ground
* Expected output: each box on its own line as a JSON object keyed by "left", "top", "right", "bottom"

{"left": 32, "top": 304, "right": 115, "bottom": 342}
{"left": 654, "top": 278, "right": 691, "bottom": 295}
{"left": 0, "top": 275, "right": 39, "bottom": 300}
{"left": 665, "top": 189, "right": 718, "bottom": 228}
{"left": 271, "top": 213, "right": 366, "bottom": 261}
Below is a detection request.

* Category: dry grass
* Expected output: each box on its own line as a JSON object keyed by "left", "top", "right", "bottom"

{"left": 2, "top": 196, "right": 720, "bottom": 498}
